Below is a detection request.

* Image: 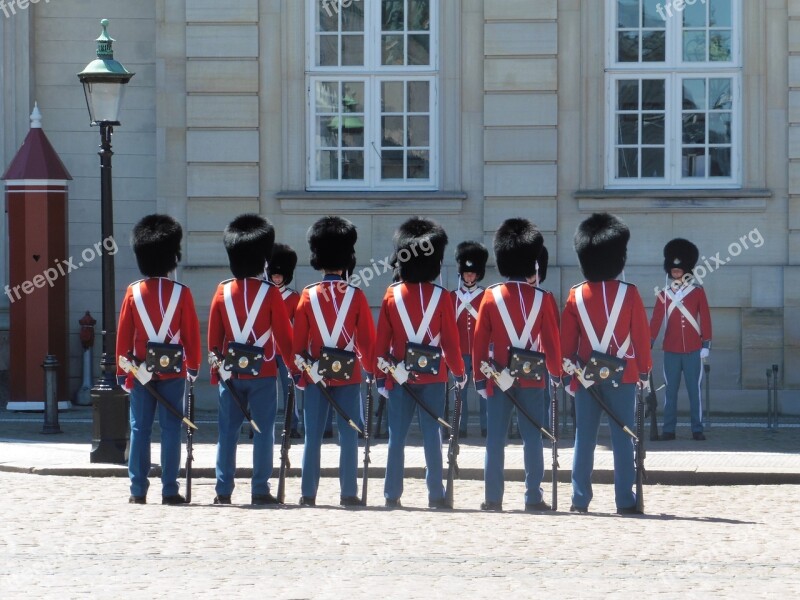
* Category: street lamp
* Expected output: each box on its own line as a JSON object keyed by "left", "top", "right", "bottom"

{"left": 78, "top": 19, "right": 135, "bottom": 464}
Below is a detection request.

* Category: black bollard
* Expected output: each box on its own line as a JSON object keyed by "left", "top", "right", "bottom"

{"left": 41, "top": 354, "right": 62, "bottom": 434}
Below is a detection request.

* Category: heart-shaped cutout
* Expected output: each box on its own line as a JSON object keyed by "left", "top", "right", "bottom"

{"left": 33, "top": 254, "right": 41, "bottom": 262}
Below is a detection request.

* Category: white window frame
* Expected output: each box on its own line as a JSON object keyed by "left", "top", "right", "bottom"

{"left": 604, "top": 0, "right": 742, "bottom": 189}
{"left": 306, "top": 0, "right": 439, "bottom": 191}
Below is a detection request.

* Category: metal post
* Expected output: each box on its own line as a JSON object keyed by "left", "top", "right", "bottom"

{"left": 772, "top": 364, "right": 780, "bottom": 431}
{"left": 766, "top": 368, "right": 774, "bottom": 431}
{"left": 41, "top": 355, "right": 62, "bottom": 434}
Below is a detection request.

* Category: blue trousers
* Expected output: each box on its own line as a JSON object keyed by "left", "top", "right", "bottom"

{"left": 571, "top": 382, "right": 637, "bottom": 511}
{"left": 384, "top": 382, "right": 446, "bottom": 502}
{"left": 451, "top": 354, "right": 486, "bottom": 433}
{"left": 301, "top": 383, "right": 360, "bottom": 498}
{"left": 662, "top": 350, "right": 704, "bottom": 434}
{"left": 215, "top": 377, "right": 277, "bottom": 497}
{"left": 128, "top": 378, "right": 185, "bottom": 498}
{"left": 276, "top": 355, "right": 300, "bottom": 430}
{"left": 485, "top": 386, "right": 547, "bottom": 505}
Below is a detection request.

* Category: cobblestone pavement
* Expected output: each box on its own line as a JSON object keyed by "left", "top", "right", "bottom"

{"left": 0, "top": 471, "right": 798, "bottom": 599}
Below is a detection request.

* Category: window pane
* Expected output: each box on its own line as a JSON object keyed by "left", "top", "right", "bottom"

{"left": 618, "top": 32, "right": 639, "bottom": 62}
{"left": 342, "top": 35, "right": 364, "bottom": 66}
{"left": 408, "top": 150, "right": 430, "bottom": 179}
{"left": 317, "top": 35, "right": 339, "bottom": 67}
{"left": 683, "top": 113, "right": 706, "bottom": 144}
{"left": 382, "top": 116, "right": 404, "bottom": 147}
{"left": 641, "top": 148, "right": 665, "bottom": 177}
{"left": 382, "top": 81, "right": 404, "bottom": 112}
{"left": 642, "top": 79, "right": 665, "bottom": 110}
{"left": 642, "top": 0, "right": 665, "bottom": 28}
{"left": 710, "top": 0, "right": 732, "bottom": 27}
{"left": 682, "top": 149, "right": 707, "bottom": 177}
{"left": 618, "top": 114, "right": 638, "bottom": 144}
{"left": 683, "top": 30, "right": 706, "bottom": 62}
{"left": 642, "top": 114, "right": 664, "bottom": 144}
{"left": 342, "top": 151, "right": 364, "bottom": 180}
{"left": 317, "top": 1, "right": 338, "bottom": 32}
{"left": 342, "top": 126, "right": 364, "bottom": 148}
{"left": 317, "top": 117, "right": 339, "bottom": 147}
{"left": 382, "top": 150, "right": 404, "bottom": 179}
{"left": 408, "top": 34, "right": 430, "bottom": 66}
{"left": 382, "top": 0, "right": 404, "bottom": 31}
{"left": 683, "top": 0, "right": 707, "bottom": 27}
{"left": 342, "top": 82, "right": 365, "bottom": 112}
{"left": 683, "top": 79, "right": 706, "bottom": 110}
{"left": 709, "top": 30, "right": 731, "bottom": 61}
{"left": 710, "top": 78, "right": 732, "bottom": 109}
{"left": 642, "top": 31, "right": 665, "bottom": 62}
{"left": 709, "top": 147, "right": 731, "bottom": 176}
{"left": 342, "top": 1, "right": 365, "bottom": 32}
{"left": 409, "top": 0, "right": 430, "bottom": 31}
{"left": 618, "top": 148, "right": 638, "bottom": 178}
{"left": 316, "top": 82, "right": 339, "bottom": 112}
{"left": 407, "top": 115, "right": 430, "bottom": 146}
{"left": 708, "top": 113, "right": 731, "bottom": 144}
{"left": 617, "top": 0, "right": 638, "bottom": 28}
{"left": 317, "top": 150, "right": 338, "bottom": 180}
{"left": 382, "top": 34, "right": 405, "bottom": 65}
{"left": 408, "top": 81, "right": 430, "bottom": 112}
{"left": 617, "top": 80, "right": 639, "bottom": 110}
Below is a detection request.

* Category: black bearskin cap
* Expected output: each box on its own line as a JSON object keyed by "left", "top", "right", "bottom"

{"left": 131, "top": 214, "right": 183, "bottom": 277}
{"left": 268, "top": 243, "right": 298, "bottom": 286}
{"left": 394, "top": 217, "right": 448, "bottom": 283}
{"left": 574, "top": 213, "right": 630, "bottom": 282}
{"left": 537, "top": 245, "right": 549, "bottom": 284}
{"left": 224, "top": 213, "right": 275, "bottom": 279}
{"left": 308, "top": 216, "right": 357, "bottom": 272}
{"left": 663, "top": 238, "right": 699, "bottom": 274}
{"left": 494, "top": 218, "right": 543, "bottom": 279}
{"left": 455, "top": 241, "right": 489, "bottom": 281}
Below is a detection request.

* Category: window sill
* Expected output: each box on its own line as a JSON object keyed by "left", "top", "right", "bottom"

{"left": 573, "top": 188, "right": 771, "bottom": 213}
{"left": 276, "top": 190, "right": 467, "bottom": 214}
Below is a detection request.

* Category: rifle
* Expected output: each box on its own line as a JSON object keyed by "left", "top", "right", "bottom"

{"left": 361, "top": 378, "right": 374, "bottom": 506}
{"left": 208, "top": 349, "right": 262, "bottom": 434}
{"left": 444, "top": 384, "right": 463, "bottom": 509}
{"left": 377, "top": 357, "right": 452, "bottom": 430}
{"left": 646, "top": 372, "right": 659, "bottom": 441}
{"left": 118, "top": 355, "right": 198, "bottom": 430}
{"left": 277, "top": 379, "right": 295, "bottom": 504}
{"left": 478, "top": 361, "right": 555, "bottom": 442}
{"left": 373, "top": 395, "right": 387, "bottom": 438}
{"left": 635, "top": 382, "right": 646, "bottom": 514}
{"left": 550, "top": 378, "right": 559, "bottom": 511}
{"left": 295, "top": 355, "right": 362, "bottom": 434}
{"left": 184, "top": 379, "right": 195, "bottom": 503}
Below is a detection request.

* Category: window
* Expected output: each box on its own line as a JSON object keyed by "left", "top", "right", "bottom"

{"left": 307, "top": 0, "right": 438, "bottom": 190}
{"left": 606, "top": 0, "right": 740, "bottom": 188}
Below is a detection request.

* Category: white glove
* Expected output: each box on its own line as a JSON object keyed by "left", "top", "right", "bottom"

{"left": 378, "top": 386, "right": 389, "bottom": 399}
{"left": 186, "top": 372, "right": 197, "bottom": 383}
{"left": 294, "top": 355, "right": 323, "bottom": 384}
{"left": 476, "top": 388, "right": 488, "bottom": 400}
{"left": 495, "top": 368, "right": 515, "bottom": 392}
{"left": 700, "top": 348, "right": 710, "bottom": 359}
{"left": 391, "top": 361, "right": 410, "bottom": 385}
{"left": 456, "top": 373, "right": 468, "bottom": 390}
{"left": 638, "top": 377, "right": 651, "bottom": 393}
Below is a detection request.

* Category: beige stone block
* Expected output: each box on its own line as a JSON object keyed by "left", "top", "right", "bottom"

{"left": 701, "top": 349, "right": 741, "bottom": 391}
{"left": 484, "top": 0, "right": 557, "bottom": 20}
{"left": 790, "top": 20, "right": 800, "bottom": 54}
{"left": 790, "top": 232, "right": 800, "bottom": 266}
{"left": 186, "top": 60, "right": 259, "bottom": 93}
{"left": 187, "top": 199, "right": 260, "bottom": 232}
{"left": 751, "top": 267, "right": 784, "bottom": 307}
{"left": 484, "top": 93, "right": 557, "bottom": 127}
{"left": 790, "top": 1, "right": 800, "bottom": 18}
{"left": 186, "top": 0, "right": 258, "bottom": 22}
{"left": 485, "top": 58, "right": 557, "bottom": 92}
{"left": 484, "top": 23, "right": 557, "bottom": 56}
{"left": 742, "top": 308, "right": 783, "bottom": 349}
{"left": 791, "top": 91, "right": 800, "bottom": 124}
{"left": 484, "top": 128, "right": 557, "bottom": 162}
{"left": 785, "top": 348, "right": 800, "bottom": 387}
{"left": 482, "top": 198, "right": 557, "bottom": 232}
{"left": 790, "top": 56, "right": 800, "bottom": 87}
{"left": 484, "top": 164, "right": 557, "bottom": 197}
{"left": 186, "top": 130, "right": 259, "bottom": 163}
{"left": 784, "top": 307, "right": 800, "bottom": 347}
{"left": 186, "top": 25, "right": 259, "bottom": 58}
{"left": 790, "top": 127, "right": 800, "bottom": 160}
{"left": 790, "top": 161, "right": 800, "bottom": 195}
{"left": 705, "top": 308, "right": 741, "bottom": 350}
{"left": 187, "top": 95, "right": 259, "bottom": 128}
{"left": 784, "top": 267, "right": 800, "bottom": 307}
{"left": 187, "top": 165, "right": 259, "bottom": 198}
{"left": 700, "top": 266, "right": 750, "bottom": 309}
{"left": 187, "top": 232, "right": 230, "bottom": 267}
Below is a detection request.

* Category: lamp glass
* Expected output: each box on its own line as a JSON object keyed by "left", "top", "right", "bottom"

{"left": 82, "top": 80, "right": 127, "bottom": 124}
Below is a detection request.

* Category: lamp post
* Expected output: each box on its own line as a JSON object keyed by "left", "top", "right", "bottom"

{"left": 78, "top": 19, "right": 135, "bottom": 464}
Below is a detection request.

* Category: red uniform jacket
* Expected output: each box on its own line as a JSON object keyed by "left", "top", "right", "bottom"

{"left": 116, "top": 277, "right": 201, "bottom": 388}
{"left": 375, "top": 281, "right": 465, "bottom": 386}
{"left": 451, "top": 285, "right": 485, "bottom": 356}
{"left": 292, "top": 275, "right": 376, "bottom": 386}
{"left": 473, "top": 281, "right": 562, "bottom": 390}
{"left": 208, "top": 278, "right": 293, "bottom": 383}
{"left": 561, "top": 280, "right": 652, "bottom": 384}
{"left": 649, "top": 284, "right": 712, "bottom": 353}
{"left": 278, "top": 286, "right": 300, "bottom": 323}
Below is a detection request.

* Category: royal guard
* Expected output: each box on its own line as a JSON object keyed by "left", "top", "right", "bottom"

{"left": 376, "top": 217, "right": 467, "bottom": 509}
{"left": 268, "top": 243, "right": 303, "bottom": 438}
{"left": 650, "top": 238, "right": 712, "bottom": 441}
{"left": 116, "top": 214, "right": 201, "bottom": 505}
{"left": 473, "top": 219, "right": 561, "bottom": 512}
{"left": 291, "top": 216, "right": 375, "bottom": 507}
{"left": 561, "top": 213, "right": 652, "bottom": 514}
{"left": 451, "top": 241, "right": 489, "bottom": 437}
{"left": 208, "top": 214, "right": 293, "bottom": 505}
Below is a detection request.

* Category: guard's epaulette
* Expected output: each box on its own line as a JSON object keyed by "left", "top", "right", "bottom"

{"left": 571, "top": 281, "right": 587, "bottom": 289}
{"left": 486, "top": 282, "right": 503, "bottom": 290}
{"left": 129, "top": 278, "right": 145, "bottom": 287}
{"left": 219, "top": 277, "right": 235, "bottom": 285}
{"left": 532, "top": 285, "right": 552, "bottom": 295}
{"left": 431, "top": 282, "right": 448, "bottom": 292}
{"left": 286, "top": 286, "right": 299, "bottom": 294}
{"left": 303, "top": 282, "right": 318, "bottom": 290}
{"left": 389, "top": 281, "right": 404, "bottom": 288}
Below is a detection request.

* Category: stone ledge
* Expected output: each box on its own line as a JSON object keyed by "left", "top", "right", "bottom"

{"left": 276, "top": 191, "right": 467, "bottom": 214}
{"left": 574, "top": 188, "right": 772, "bottom": 213}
